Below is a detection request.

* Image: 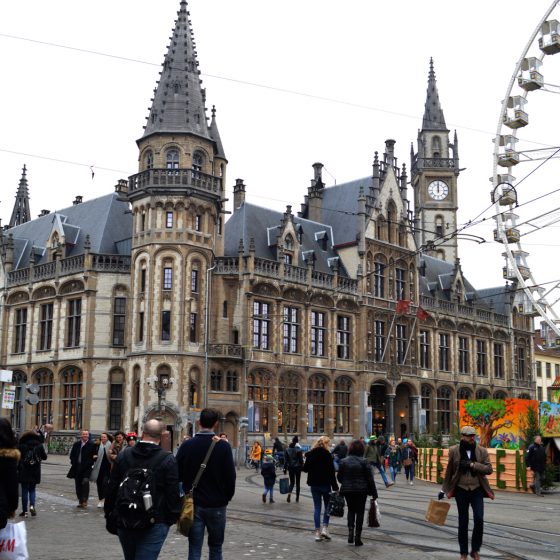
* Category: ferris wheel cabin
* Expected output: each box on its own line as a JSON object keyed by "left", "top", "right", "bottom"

{"left": 539, "top": 19, "right": 560, "bottom": 54}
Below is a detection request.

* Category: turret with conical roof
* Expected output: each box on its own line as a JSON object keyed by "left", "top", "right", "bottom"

{"left": 9, "top": 164, "right": 31, "bottom": 228}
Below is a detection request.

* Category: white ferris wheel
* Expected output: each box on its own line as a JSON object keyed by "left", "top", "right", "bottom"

{"left": 493, "top": 0, "right": 560, "bottom": 341}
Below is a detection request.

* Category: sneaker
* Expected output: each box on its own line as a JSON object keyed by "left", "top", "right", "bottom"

{"left": 386, "top": 482, "right": 394, "bottom": 488}
{"left": 19, "top": 512, "right": 28, "bottom": 518}
{"left": 409, "top": 481, "right": 414, "bottom": 486}
{"left": 262, "top": 494, "right": 266, "bottom": 503}
{"left": 314, "top": 530, "right": 322, "bottom": 541}
{"left": 29, "top": 506, "right": 36, "bottom": 517}
{"left": 321, "top": 526, "right": 331, "bottom": 540}
{"left": 269, "top": 499, "right": 275, "bottom": 503}
{"left": 97, "top": 500, "right": 104, "bottom": 509}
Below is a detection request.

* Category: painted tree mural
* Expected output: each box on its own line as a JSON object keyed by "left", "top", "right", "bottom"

{"left": 462, "top": 400, "right": 513, "bottom": 447}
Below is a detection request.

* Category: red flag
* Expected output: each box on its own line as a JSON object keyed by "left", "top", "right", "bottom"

{"left": 416, "top": 306, "right": 429, "bottom": 321}
{"left": 395, "top": 300, "right": 410, "bottom": 314}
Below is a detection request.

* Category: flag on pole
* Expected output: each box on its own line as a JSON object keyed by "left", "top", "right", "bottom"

{"left": 416, "top": 306, "right": 430, "bottom": 321}
{"left": 395, "top": 300, "right": 411, "bottom": 314}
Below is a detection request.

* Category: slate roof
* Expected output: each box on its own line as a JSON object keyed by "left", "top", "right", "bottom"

{"left": 4, "top": 193, "right": 132, "bottom": 270}
{"left": 422, "top": 59, "right": 447, "bottom": 131}
{"left": 224, "top": 202, "right": 347, "bottom": 275}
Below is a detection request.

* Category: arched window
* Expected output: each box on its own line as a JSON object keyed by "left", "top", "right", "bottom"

{"left": 493, "top": 391, "right": 507, "bottom": 400}
{"left": 108, "top": 369, "right": 124, "bottom": 431}
{"left": 432, "top": 136, "right": 442, "bottom": 158}
{"left": 435, "top": 215, "right": 444, "bottom": 238}
{"left": 457, "top": 387, "right": 472, "bottom": 412}
{"left": 421, "top": 385, "right": 432, "bottom": 432}
{"left": 334, "top": 376, "right": 352, "bottom": 433}
{"left": 374, "top": 257, "right": 386, "bottom": 298}
{"left": 210, "top": 369, "right": 223, "bottom": 391}
{"left": 387, "top": 202, "right": 396, "bottom": 243}
{"left": 145, "top": 151, "right": 154, "bottom": 170}
{"left": 61, "top": 367, "right": 83, "bottom": 430}
{"left": 10, "top": 371, "right": 27, "bottom": 433}
{"left": 284, "top": 235, "right": 294, "bottom": 250}
{"left": 307, "top": 374, "right": 327, "bottom": 433}
{"left": 166, "top": 149, "right": 179, "bottom": 170}
{"left": 34, "top": 369, "right": 53, "bottom": 426}
{"left": 192, "top": 151, "right": 203, "bottom": 173}
{"left": 437, "top": 386, "right": 452, "bottom": 434}
{"left": 395, "top": 262, "right": 406, "bottom": 300}
{"left": 278, "top": 372, "right": 300, "bottom": 433}
{"left": 248, "top": 370, "right": 271, "bottom": 432}
{"left": 476, "top": 389, "right": 491, "bottom": 400}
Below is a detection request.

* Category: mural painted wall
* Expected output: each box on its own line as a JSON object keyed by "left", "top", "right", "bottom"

{"left": 540, "top": 401, "right": 560, "bottom": 437}
{"left": 458, "top": 399, "right": 539, "bottom": 449}
{"left": 416, "top": 447, "right": 531, "bottom": 493}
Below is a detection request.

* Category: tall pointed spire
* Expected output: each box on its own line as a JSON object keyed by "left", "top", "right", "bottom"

{"left": 422, "top": 58, "right": 447, "bottom": 131}
{"left": 209, "top": 105, "right": 226, "bottom": 160}
{"left": 141, "top": 0, "right": 211, "bottom": 141}
{"left": 9, "top": 164, "right": 31, "bottom": 228}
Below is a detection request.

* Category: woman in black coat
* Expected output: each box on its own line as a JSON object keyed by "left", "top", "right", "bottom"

{"left": 17, "top": 429, "right": 47, "bottom": 517}
{"left": 303, "top": 436, "right": 339, "bottom": 541}
{"left": 0, "top": 417, "right": 20, "bottom": 529}
{"left": 337, "top": 439, "right": 378, "bottom": 547}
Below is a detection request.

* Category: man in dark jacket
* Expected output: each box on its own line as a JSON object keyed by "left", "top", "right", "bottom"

{"left": 176, "top": 408, "right": 236, "bottom": 560}
{"left": 104, "top": 419, "right": 181, "bottom": 559}
{"left": 526, "top": 435, "right": 547, "bottom": 497}
{"left": 69, "top": 430, "right": 96, "bottom": 508}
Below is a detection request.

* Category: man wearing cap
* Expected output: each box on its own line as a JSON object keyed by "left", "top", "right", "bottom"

{"left": 364, "top": 435, "right": 392, "bottom": 488}
{"left": 442, "top": 425, "right": 494, "bottom": 560}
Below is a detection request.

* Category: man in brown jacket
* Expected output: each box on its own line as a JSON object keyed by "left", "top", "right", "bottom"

{"left": 442, "top": 425, "right": 494, "bottom": 560}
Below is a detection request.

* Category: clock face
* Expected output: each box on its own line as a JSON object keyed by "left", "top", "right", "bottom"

{"left": 427, "top": 180, "right": 449, "bottom": 201}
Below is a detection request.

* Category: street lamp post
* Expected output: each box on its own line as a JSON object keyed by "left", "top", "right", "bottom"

{"left": 146, "top": 374, "right": 176, "bottom": 415}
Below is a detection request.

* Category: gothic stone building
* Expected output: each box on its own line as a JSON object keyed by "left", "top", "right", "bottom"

{"left": 0, "top": 1, "right": 534, "bottom": 448}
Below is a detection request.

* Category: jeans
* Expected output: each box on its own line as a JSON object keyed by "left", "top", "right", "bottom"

{"left": 372, "top": 463, "right": 390, "bottom": 486}
{"left": 287, "top": 468, "right": 301, "bottom": 499}
{"left": 533, "top": 470, "right": 544, "bottom": 495}
{"left": 188, "top": 505, "right": 227, "bottom": 560}
{"left": 404, "top": 463, "right": 414, "bottom": 481}
{"left": 454, "top": 486, "right": 484, "bottom": 555}
{"left": 344, "top": 492, "right": 367, "bottom": 529}
{"left": 21, "top": 483, "right": 36, "bottom": 512}
{"left": 389, "top": 465, "right": 398, "bottom": 482}
{"left": 118, "top": 523, "right": 169, "bottom": 560}
{"left": 310, "top": 485, "right": 331, "bottom": 529}
{"left": 263, "top": 484, "right": 274, "bottom": 500}
{"left": 74, "top": 477, "right": 90, "bottom": 504}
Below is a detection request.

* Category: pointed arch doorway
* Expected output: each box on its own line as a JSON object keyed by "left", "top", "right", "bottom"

{"left": 369, "top": 382, "right": 388, "bottom": 436}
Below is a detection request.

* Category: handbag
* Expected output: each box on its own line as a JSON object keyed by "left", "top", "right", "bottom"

{"left": 326, "top": 491, "right": 345, "bottom": 517}
{"left": 0, "top": 521, "right": 29, "bottom": 560}
{"left": 66, "top": 465, "right": 76, "bottom": 479}
{"left": 278, "top": 476, "right": 290, "bottom": 494}
{"left": 425, "top": 498, "right": 451, "bottom": 525}
{"left": 177, "top": 440, "right": 217, "bottom": 537}
{"left": 403, "top": 458, "right": 413, "bottom": 467}
{"left": 368, "top": 498, "right": 380, "bottom": 528}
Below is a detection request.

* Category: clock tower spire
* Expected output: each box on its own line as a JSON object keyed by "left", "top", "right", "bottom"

{"left": 412, "top": 59, "right": 460, "bottom": 262}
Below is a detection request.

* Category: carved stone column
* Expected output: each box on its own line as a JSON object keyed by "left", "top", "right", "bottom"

{"left": 410, "top": 395, "right": 420, "bottom": 434}
{"left": 386, "top": 393, "right": 395, "bottom": 437}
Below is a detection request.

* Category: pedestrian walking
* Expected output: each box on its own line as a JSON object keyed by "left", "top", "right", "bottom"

{"left": 104, "top": 419, "right": 181, "bottom": 560}
{"left": 442, "top": 425, "right": 494, "bottom": 560}
{"left": 284, "top": 436, "right": 304, "bottom": 503}
{"left": 402, "top": 438, "right": 418, "bottom": 485}
{"left": 332, "top": 439, "right": 348, "bottom": 471}
{"left": 108, "top": 431, "right": 127, "bottom": 467}
{"left": 90, "top": 432, "right": 112, "bottom": 509}
{"left": 385, "top": 438, "right": 402, "bottom": 483}
{"left": 17, "top": 428, "right": 47, "bottom": 517}
{"left": 303, "top": 436, "right": 339, "bottom": 542}
{"left": 176, "top": 408, "right": 236, "bottom": 560}
{"left": 0, "top": 417, "right": 19, "bottom": 530}
{"left": 337, "top": 439, "right": 377, "bottom": 547}
{"left": 68, "top": 429, "right": 97, "bottom": 508}
{"left": 272, "top": 437, "right": 285, "bottom": 467}
{"left": 249, "top": 441, "right": 262, "bottom": 470}
{"left": 364, "top": 435, "right": 393, "bottom": 488}
{"left": 526, "top": 435, "right": 547, "bottom": 497}
{"left": 261, "top": 452, "right": 276, "bottom": 503}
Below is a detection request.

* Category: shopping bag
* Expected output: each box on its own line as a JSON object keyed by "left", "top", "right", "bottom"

{"left": 326, "top": 492, "right": 345, "bottom": 517}
{"left": 0, "top": 521, "right": 29, "bottom": 560}
{"left": 368, "top": 498, "right": 381, "bottom": 527}
{"left": 279, "top": 477, "right": 290, "bottom": 494}
{"left": 425, "top": 498, "right": 451, "bottom": 525}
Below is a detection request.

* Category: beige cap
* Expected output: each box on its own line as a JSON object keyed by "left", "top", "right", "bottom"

{"left": 461, "top": 426, "right": 477, "bottom": 436}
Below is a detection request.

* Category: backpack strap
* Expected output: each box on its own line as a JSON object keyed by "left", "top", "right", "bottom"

{"left": 189, "top": 439, "right": 217, "bottom": 493}
{"left": 119, "top": 445, "right": 169, "bottom": 475}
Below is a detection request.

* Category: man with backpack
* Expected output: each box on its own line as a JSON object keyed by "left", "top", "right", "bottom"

{"left": 176, "top": 408, "right": 236, "bottom": 560}
{"left": 104, "top": 419, "right": 181, "bottom": 559}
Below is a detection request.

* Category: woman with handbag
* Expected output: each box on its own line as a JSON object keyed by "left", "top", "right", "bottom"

{"left": 337, "top": 439, "right": 377, "bottom": 547}
{"left": 303, "top": 436, "right": 339, "bottom": 542}
{"left": 385, "top": 439, "right": 402, "bottom": 483}
{"left": 402, "top": 438, "right": 418, "bottom": 485}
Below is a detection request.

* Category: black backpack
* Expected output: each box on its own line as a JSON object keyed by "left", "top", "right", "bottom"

{"left": 114, "top": 449, "right": 168, "bottom": 530}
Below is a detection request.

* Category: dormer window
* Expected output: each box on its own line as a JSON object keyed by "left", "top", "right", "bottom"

{"left": 284, "top": 235, "right": 294, "bottom": 251}
{"left": 166, "top": 149, "right": 179, "bottom": 169}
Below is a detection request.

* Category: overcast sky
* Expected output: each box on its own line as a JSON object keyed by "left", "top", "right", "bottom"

{"left": 1, "top": 0, "right": 559, "bottom": 303}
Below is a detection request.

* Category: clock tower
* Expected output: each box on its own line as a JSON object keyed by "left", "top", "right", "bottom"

{"left": 412, "top": 59, "right": 460, "bottom": 262}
